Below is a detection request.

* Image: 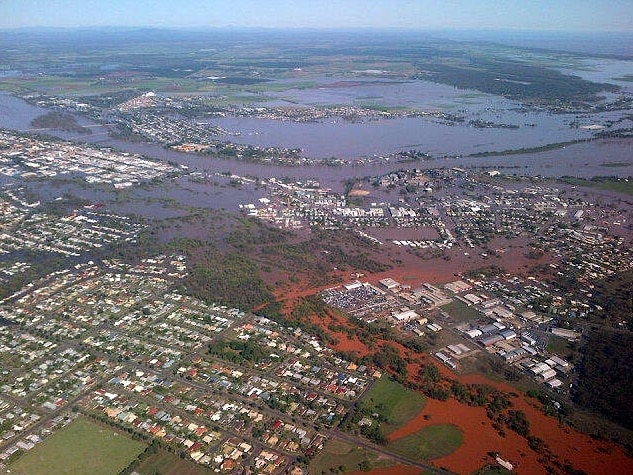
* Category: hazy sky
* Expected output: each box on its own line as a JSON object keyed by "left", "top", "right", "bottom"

{"left": 1, "top": 0, "right": 631, "bottom": 31}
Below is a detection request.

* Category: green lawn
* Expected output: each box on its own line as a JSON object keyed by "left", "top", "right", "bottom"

{"left": 560, "top": 177, "right": 633, "bottom": 196}
{"left": 309, "top": 438, "right": 392, "bottom": 475}
{"left": 135, "top": 451, "right": 216, "bottom": 475}
{"left": 361, "top": 377, "right": 427, "bottom": 433}
{"left": 547, "top": 334, "right": 570, "bottom": 355}
{"left": 386, "top": 424, "right": 463, "bottom": 461}
{"left": 8, "top": 417, "right": 146, "bottom": 475}
{"left": 441, "top": 300, "right": 482, "bottom": 323}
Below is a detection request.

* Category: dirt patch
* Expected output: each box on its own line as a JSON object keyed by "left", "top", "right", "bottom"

{"left": 387, "top": 373, "right": 633, "bottom": 475}
{"left": 388, "top": 397, "right": 540, "bottom": 474}
{"left": 361, "top": 235, "right": 554, "bottom": 286}
{"left": 314, "top": 307, "right": 372, "bottom": 358}
{"left": 349, "top": 189, "right": 371, "bottom": 197}
{"left": 334, "top": 335, "right": 371, "bottom": 356}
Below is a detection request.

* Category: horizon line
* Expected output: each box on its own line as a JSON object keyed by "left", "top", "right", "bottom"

{"left": 1, "top": 25, "right": 632, "bottom": 34}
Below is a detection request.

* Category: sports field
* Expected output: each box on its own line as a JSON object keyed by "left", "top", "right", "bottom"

{"left": 135, "top": 451, "right": 217, "bottom": 475}
{"left": 386, "top": 424, "right": 463, "bottom": 461}
{"left": 8, "top": 417, "right": 146, "bottom": 475}
{"left": 361, "top": 377, "right": 427, "bottom": 433}
{"left": 309, "top": 438, "right": 392, "bottom": 475}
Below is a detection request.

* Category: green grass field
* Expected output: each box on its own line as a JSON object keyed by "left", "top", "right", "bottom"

{"left": 309, "top": 438, "right": 392, "bottom": 475}
{"left": 134, "top": 451, "right": 216, "bottom": 475}
{"left": 441, "top": 300, "right": 482, "bottom": 323}
{"left": 8, "top": 417, "right": 146, "bottom": 475}
{"left": 560, "top": 177, "right": 633, "bottom": 196}
{"left": 386, "top": 424, "right": 463, "bottom": 461}
{"left": 547, "top": 334, "right": 571, "bottom": 355}
{"left": 361, "top": 377, "right": 427, "bottom": 433}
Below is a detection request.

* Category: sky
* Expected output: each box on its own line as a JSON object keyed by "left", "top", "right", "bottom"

{"left": 1, "top": 0, "right": 631, "bottom": 32}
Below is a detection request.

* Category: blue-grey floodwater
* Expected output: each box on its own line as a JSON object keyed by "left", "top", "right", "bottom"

{"left": 1, "top": 84, "right": 633, "bottom": 197}
{"left": 204, "top": 76, "right": 633, "bottom": 159}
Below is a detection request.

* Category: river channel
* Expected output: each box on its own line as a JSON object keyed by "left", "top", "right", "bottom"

{"left": 1, "top": 90, "right": 632, "bottom": 194}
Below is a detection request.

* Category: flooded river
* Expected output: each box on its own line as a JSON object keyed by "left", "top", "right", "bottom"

{"left": 1, "top": 90, "right": 632, "bottom": 197}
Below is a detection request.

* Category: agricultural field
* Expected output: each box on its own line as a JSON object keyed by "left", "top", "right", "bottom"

{"left": 7, "top": 417, "right": 146, "bottom": 475}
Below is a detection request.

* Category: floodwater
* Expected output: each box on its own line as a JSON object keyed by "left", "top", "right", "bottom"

{"left": 559, "top": 57, "right": 633, "bottom": 92}
{"left": 207, "top": 78, "right": 622, "bottom": 158}
{"left": 1, "top": 89, "right": 633, "bottom": 201}
{"left": 201, "top": 76, "right": 633, "bottom": 158}
{"left": 212, "top": 114, "right": 593, "bottom": 159}
{"left": 0, "top": 93, "right": 49, "bottom": 129}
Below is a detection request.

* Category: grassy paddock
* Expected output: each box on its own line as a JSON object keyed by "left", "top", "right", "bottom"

{"left": 8, "top": 417, "right": 146, "bottom": 475}
{"left": 560, "top": 177, "right": 633, "bottom": 196}
{"left": 309, "top": 438, "right": 392, "bottom": 475}
{"left": 362, "top": 377, "right": 427, "bottom": 433}
{"left": 386, "top": 424, "right": 463, "bottom": 461}
{"left": 135, "top": 451, "right": 216, "bottom": 475}
{"left": 441, "top": 300, "right": 482, "bottom": 323}
{"left": 547, "top": 334, "right": 570, "bottom": 355}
